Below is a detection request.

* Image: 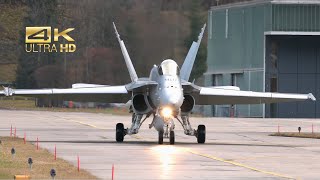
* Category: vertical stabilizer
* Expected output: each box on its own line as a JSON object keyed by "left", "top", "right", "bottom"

{"left": 180, "top": 24, "right": 206, "bottom": 82}
{"left": 113, "top": 22, "right": 138, "bottom": 82}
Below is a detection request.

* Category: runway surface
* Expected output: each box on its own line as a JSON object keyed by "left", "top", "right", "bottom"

{"left": 1, "top": 109, "right": 320, "bottom": 179}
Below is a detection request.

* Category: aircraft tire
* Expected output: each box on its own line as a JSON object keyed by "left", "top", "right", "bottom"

{"left": 116, "top": 123, "right": 124, "bottom": 142}
{"left": 169, "top": 131, "right": 175, "bottom": 145}
{"left": 197, "top": 125, "right": 206, "bottom": 144}
{"left": 158, "top": 131, "right": 164, "bottom": 144}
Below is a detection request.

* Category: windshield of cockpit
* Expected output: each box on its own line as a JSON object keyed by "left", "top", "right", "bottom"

{"left": 159, "top": 60, "right": 179, "bottom": 76}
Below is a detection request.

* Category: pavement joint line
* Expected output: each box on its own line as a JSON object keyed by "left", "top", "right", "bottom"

{"left": 98, "top": 135, "right": 109, "bottom": 139}
{"left": 130, "top": 134, "right": 143, "bottom": 139}
{"left": 234, "top": 155, "right": 285, "bottom": 161}
{"left": 69, "top": 120, "right": 107, "bottom": 130}
{"left": 52, "top": 114, "right": 106, "bottom": 130}
{"left": 64, "top": 117, "right": 145, "bottom": 140}
{"left": 185, "top": 148, "right": 298, "bottom": 180}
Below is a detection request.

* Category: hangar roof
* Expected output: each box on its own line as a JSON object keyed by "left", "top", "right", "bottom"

{"left": 211, "top": 0, "right": 320, "bottom": 10}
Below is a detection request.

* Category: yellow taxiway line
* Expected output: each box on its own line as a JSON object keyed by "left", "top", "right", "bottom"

{"left": 64, "top": 118, "right": 295, "bottom": 179}
{"left": 185, "top": 149, "right": 298, "bottom": 180}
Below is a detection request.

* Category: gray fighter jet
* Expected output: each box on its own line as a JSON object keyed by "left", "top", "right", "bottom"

{"left": 1, "top": 23, "right": 316, "bottom": 144}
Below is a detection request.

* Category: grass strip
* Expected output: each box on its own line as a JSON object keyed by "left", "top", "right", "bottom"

{"left": 0, "top": 137, "right": 97, "bottom": 179}
{"left": 270, "top": 132, "right": 320, "bottom": 139}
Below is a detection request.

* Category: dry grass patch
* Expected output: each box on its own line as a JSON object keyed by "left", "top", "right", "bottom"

{"left": 0, "top": 137, "right": 97, "bottom": 179}
{"left": 270, "top": 132, "right": 320, "bottom": 139}
{"left": 0, "top": 99, "right": 130, "bottom": 115}
{"left": 0, "top": 99, "right": 36, "bottom": 109}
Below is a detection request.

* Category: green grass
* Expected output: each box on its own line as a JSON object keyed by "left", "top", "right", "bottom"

{"left": 270, "top": 132, "right": 320, "bottom": 139}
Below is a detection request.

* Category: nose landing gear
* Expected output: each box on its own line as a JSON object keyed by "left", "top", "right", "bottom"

{"left": 157, "top": 119, "right": 175, "bottom": 144}
{"left": 157, "top": 130, "right": 175, "bottom": 145}
{"left": 158, "top": 131, "right": 164, "bottom": 144}
{"left": 169, "top": 131, "right": 175, "bottom": 145}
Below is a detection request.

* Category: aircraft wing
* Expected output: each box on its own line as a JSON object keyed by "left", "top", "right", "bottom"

{"left": 191, "top": 86, "right": 316, "bottom": 105}
{"left": 0, "top": 86, "right": 130, "bottom": 103}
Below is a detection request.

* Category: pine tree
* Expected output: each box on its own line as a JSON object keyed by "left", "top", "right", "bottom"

{"left": 16, "top": 0, "right": 60, "bottom": 88}
{"left": 184, "top": 0, "right": 207, "bottom": 81}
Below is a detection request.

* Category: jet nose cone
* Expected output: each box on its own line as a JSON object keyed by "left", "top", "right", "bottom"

{"left": 168, "top": 96, "right": 182, "bottom": 108}
{"left": 168, "top": 97, "right": 178, "bottom": 104}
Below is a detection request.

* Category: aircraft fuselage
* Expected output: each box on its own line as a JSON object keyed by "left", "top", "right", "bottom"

{"left": 149, "top": 59, "right": 184, "bottom": 117}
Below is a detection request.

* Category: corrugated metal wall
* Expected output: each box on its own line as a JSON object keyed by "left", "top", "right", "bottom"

{"left": 207, "top": 4, "right": 270, "bottom": 73}
{"left": 205, "top": 3, "right": 270, "bottom": 117}
{"left": 205, "top": 1, "right": 320, "bottom": 117}
{"left": 272, "top": 4, "right": 320, "bottom": 31}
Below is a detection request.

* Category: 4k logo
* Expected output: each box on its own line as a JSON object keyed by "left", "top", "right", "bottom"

{"left": 26, "top": 27, "right": 52, "bottom": 43}
{"left": 25, "top": 27, "right": 76, "bottom": 53}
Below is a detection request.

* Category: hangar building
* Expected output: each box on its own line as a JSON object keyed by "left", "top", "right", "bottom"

{"left": 204, "top": 0, "right": 320, "bottom": 118}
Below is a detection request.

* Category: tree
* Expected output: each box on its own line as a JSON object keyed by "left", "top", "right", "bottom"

{"left": 16, "top": 0, "right": 61, "bottom": 88}
{"left": 184, "top": 0, "right": 207, "bottom": 81}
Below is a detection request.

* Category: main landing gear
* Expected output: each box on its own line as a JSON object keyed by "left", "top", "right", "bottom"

{"left": 196, "top": 125, "right": 206, "bottom": 144}
{"left": 177, "top": 115, "right": 206, "bottom": 144}
{"left": 116, "top": 123, "right": 125, "bottom": 142}
{"left": 115, "top": 113, "right": 148, "bottom": 143}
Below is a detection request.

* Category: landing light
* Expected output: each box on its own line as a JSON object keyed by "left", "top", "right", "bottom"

{"left": 161, "top": 107, "right": 173, "bottom": 118}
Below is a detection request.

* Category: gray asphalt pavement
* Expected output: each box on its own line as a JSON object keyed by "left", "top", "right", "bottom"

{"left": 1, "top": 109, "right": 320, "bottom": 179}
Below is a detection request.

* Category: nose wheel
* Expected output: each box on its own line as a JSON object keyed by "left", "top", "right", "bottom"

{"left": 116, "top": 123, "right": 125, "bottom": 142}
{"left": 158, "top": 131, "right": 164, "bottom": 144}
{"left": 197, "top": 125, "right": 206, "bottom": 144}
{"left": 169, "top": 131, "right": 175, "bottom": 145}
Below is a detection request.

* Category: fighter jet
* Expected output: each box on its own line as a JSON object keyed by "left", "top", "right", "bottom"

{"left": 1, "top": 23, "right": 316, "bottom": 144}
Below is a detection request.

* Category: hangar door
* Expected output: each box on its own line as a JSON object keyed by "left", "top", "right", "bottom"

{"left": 265, "top": 35, "right": 320, "bottom": 118}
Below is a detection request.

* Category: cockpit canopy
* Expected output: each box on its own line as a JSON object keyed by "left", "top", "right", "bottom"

{"left": 158, "top": 59, "right": 180, "bottom": 76}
